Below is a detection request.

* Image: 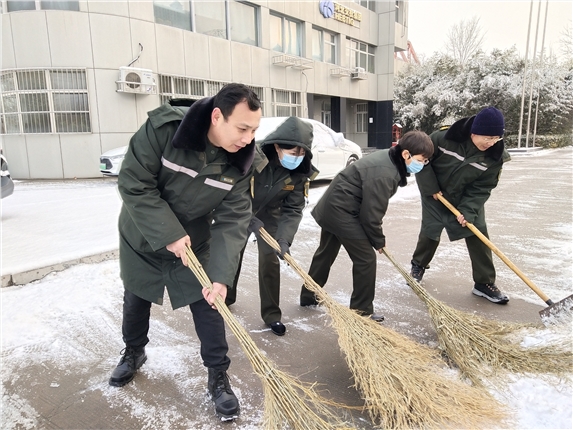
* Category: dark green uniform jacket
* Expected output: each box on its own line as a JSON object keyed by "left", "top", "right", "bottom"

{"left": 118, "top": 98, "right": 255, "bottom": 309}
{"left": 416, "top": 115, "right": 511, "bottom": 241}
{"left": 252, "top": 117, "right": 318, "bottom": 244}
{"left": 311, "top": 146, "right": 409, "bottom": 250}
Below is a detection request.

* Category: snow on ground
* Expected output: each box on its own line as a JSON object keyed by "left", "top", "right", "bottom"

{"left": 1, "top": 148, "right": 572, "bottom": 429}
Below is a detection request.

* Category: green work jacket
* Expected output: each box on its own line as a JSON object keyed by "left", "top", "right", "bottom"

{"left": 416, "top": 115, "right": 511, "bottom": 241}
{"left": 118, "top": 98, "right": 255, "bottom": 308}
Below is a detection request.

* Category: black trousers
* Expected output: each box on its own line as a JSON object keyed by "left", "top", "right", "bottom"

{"left": 121, "top": 289, "right": 230, "bottom": 370}
{"left": 300, "top": 229, "right": 377, "bottom": 315}
{"left": 411, "top": 232, "right": 496, "bottom": 284}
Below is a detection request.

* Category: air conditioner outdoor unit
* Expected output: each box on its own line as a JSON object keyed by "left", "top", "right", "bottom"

{"left": 350, "top": 67, "right": 367, "bottom": 80}
{"left": 116, "top": 66, "right": 157, "bottom": 94}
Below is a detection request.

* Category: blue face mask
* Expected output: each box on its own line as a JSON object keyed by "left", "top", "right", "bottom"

{"left": 280, "top": 154, "right": 304, "bottom": 170}
{"left": 406, "top": 158, "right": 424, "bottom": 174}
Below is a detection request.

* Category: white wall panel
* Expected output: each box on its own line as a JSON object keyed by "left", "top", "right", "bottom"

{"left": 184, "top": 32, "right": 210, "bottom": 79}
{"left": 2, "top": 15, "right": 16, "bottom": 69}
{"left": 208, "top": 37, "right": 232, "bottom": 83}
{"left": 90, "top": 14, "right": 132, "bottom": 69}
{"left": 60, "top": 133, "right": 102, "bottom": 178}
{"left": 47, "top": 11, "right": 93, "bottom": 68}
{"left": 155, "top": 25, "right": 185, "bottom": 75}
{"left": 2, "top": 136, "right": 29, "bottom": 179}
{"left": 26, "top": 135, "right": 63, "bottom": 179}
{"left": 11, "top": 12, "right": 51, "bottom": 67}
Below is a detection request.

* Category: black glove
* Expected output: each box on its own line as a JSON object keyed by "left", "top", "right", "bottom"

{"left": 247, "top": 216, "right": 264, "bottom": 239}
{"left": 276, "top": 238, "right": 290, "bottom": 260}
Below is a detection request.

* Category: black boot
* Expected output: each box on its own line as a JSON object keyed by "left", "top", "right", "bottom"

{"left": 208, "top": 368, "right": 240, "bottom": 421}
{"left": 109, "top": 346, "right": 147, "bottom": 387}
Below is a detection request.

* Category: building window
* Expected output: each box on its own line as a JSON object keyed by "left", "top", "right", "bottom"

{"left": 312, "top": 27, "right": 336, "bottom": 64}
{"left": 158, "top": 74, "right": 264, "bottom": 113}
{"left": 270, "top": 13, "right": 302, "bottom": 56}
{"left": 353, "top": 0, "right": 375, "bottom": 12}
{"left": 272, "top": 89, "right": 300, "bottom": 117}
{"left": 230, "top": 1, "right": 258, "bottom": 46}
{"left": 7, "top": 0, "right": 79, "bottom": 12}
{"left": 347, "top": 38, "right": 375, "bottom": 73}
{"left": 194, "top": 0, "right": 227, "bottom": 39}
{"left": 0, "top": 69, "right": 91, "bottom": 135}
{"left": 321, "top": 101, "right": 331, "bottom": 128}
{"left": 356, "top": 103, "right": 368, "bottom": 133}
{"left": 153, "top": 1, "right": 259, "bottom": 46}
{"left": 153, "top": 1, "right": 191, "bottom": 31}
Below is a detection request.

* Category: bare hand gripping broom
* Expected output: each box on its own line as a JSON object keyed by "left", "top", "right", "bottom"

{"left": 258, "top": 228, "right": 508, "bottom": 429}
{"left": 183, "top": 246, "right": 351, "bottom": 430}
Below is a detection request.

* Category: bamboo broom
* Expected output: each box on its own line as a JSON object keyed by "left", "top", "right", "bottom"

{"left": 183, "top": 246, "right": 352, "bottom": 430}
{"left": 382, "top": 247, "right": 573, "bottom": 387}
{"left": 258, "top": 228, "right": 508, "bottom": 429}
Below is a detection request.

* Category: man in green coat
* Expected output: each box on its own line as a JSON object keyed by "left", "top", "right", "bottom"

{"left": 109, "top": 84, "right": 262, "bottom": 421}
{"left": 300, "top": 131, "right": 434, "bottom": 319}
{"left": 410, "top": 106, "right": 511, "bottom": 304}
{"left": 226, "top": 117, "right": 318, "bottom": 336}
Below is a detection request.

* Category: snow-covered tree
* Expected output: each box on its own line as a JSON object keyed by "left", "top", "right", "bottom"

{"left": 444, "top": 16, "right": 486, "bottom": 66}
{"left": 394, "top": 47, "right": 573, "bottom": 138}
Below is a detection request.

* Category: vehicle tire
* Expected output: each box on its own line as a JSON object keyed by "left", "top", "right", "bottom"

{"left": 346, "top": 155, "right": 359, "bottom": 167}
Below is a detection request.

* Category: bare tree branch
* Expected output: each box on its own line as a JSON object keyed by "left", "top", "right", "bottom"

{"left": 445, "top": 16, "right": 486, "bottom": 65}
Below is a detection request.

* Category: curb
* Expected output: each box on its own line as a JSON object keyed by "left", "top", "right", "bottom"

{"left": 1, "top": 250, "right": 119, "bottom": 288}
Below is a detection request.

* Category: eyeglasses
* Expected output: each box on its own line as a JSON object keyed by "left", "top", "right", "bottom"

{"left": 482, "top": 136, "right": 503, "bottom": 144}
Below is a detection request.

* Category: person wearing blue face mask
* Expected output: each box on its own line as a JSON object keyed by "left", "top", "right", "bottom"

{"left": 299, "top": 131, "right": 433, "bottom": 321}
{"left": 226, "top": 117, "right": 318, "bottom": 336}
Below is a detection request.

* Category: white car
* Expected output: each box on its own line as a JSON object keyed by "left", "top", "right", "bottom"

{"left": 99, "top": 117, "right": 362, "bottom": 180}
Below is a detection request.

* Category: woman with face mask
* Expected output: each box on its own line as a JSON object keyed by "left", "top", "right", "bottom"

{"left": 226, "top": 117, "right": 318, "bottom": 336}
{"left": 299, "top": 131, "right": 434, "bottom": 321}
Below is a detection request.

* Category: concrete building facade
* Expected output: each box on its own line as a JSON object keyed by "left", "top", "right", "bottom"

{"left": 1, "top": 0, "right": 408, "bottom": 179}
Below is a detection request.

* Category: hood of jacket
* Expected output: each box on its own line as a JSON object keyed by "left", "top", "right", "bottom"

{"left": 170, "top": 97, "right": 256, "bottom": 175}
{"left": 259, "top": 116, "right": 315, "bottom": 176}
{"left": 444, "top": 115, "right": 505, "bottom": 162}
{"left": 388, "top": 144, "right": 409, "bottom": 187}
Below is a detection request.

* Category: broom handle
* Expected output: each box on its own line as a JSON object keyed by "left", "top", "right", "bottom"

{"left": 436, "top": 193, "right": 554, "bottom": 305}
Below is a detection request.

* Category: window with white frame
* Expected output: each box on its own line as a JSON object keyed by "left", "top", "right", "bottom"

{"left": 356, "top": 103, "right": 368, "bottom": 133}
{"left": 6, "top": 0, "right": 79, "bottom": 12}
{"left": 353, "top": 0, "right": 375, "bottom": 12}
{"left": 272, "top": 90, "right": 301, "bottom": 117}
{"left": 158, "top": 75, "right": 264, "bottom": 114}
{"left": 153, "top": 1, "right": 259, "bottom": 46}
{"left": 270, "top": 13, "right": 302, "bottom": 56}
{"left": 347, "top": 38, "right": 375, "bottom": 73}
{"left": 0, "top": 69, "right": 91, "bottom": 134}
{"left": 312, "top": 27, "right": 336, "bottom": 64}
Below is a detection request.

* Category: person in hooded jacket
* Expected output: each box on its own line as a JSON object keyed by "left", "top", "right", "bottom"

{"left": 109, "top": 83, "right": 262, "bottom": 422}
{"left": 409, "top": 106, "right": 511, "bottom": 304}
{"left": 300, "top": 131, "right": 434, "bottom": 320}
{"left": 226, "top": 117, "right": 318, "bottom": 336}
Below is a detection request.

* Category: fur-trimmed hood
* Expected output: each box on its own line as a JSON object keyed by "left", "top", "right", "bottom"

{"left": 170, "top": 97, "right": 256, "bottom": 175}
{"left": 444, "top": 115, "right": 505, "bottom": 162}
{"left": 388, "top": 144, "right": 409, "bottom": 187}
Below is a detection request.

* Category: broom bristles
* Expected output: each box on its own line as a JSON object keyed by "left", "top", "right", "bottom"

{"left": 184, "top": 246, "right": 352, "bottom": 430}
{"left": 259, "top": 229, "right": 509, "bottom": 429}
{"left": 382, "top": 248, "right": 573, "bottom": 387}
